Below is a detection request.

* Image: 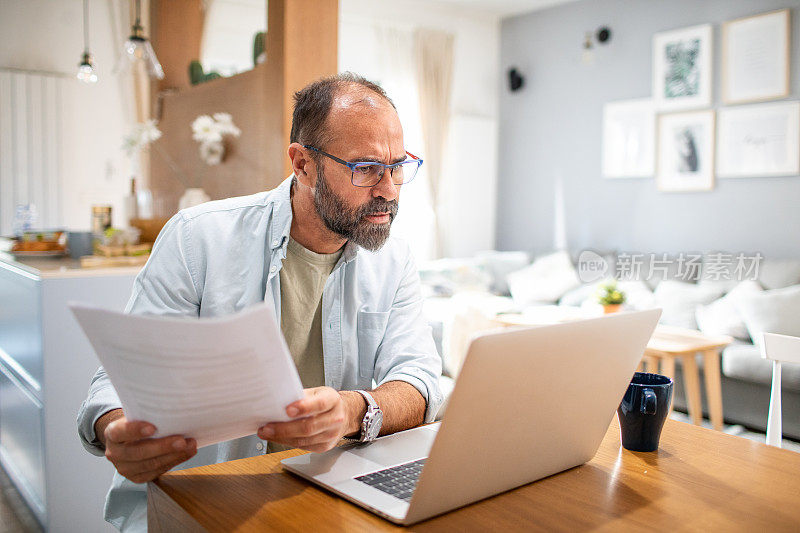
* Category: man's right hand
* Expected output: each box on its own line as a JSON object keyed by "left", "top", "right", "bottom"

{"left": 95, "top": 409, "right": 197, "bottom": 484}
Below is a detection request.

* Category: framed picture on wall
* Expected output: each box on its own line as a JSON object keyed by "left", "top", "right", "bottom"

{"left": 717, "top": 101, "right": 800, "bottom": 178}
{"left": 602, "top": 98, "right": 655, "bottom": 178}
{"left": 722, "top": 9, "right": 790, "bottom": 104}
{"left": 652, "top": 24, "right": 713, "bottom": 111}
{"left": 657, "top": 110, "right": 715, "bottom": 192}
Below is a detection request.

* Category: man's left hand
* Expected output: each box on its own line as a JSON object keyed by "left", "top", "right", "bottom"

{"left": 257, "top": 387, "right": 362, "bottom": 453}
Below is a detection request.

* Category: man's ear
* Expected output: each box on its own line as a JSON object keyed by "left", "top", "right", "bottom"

{"left": 287, "top": 143, "right": 315, "bottom": 187}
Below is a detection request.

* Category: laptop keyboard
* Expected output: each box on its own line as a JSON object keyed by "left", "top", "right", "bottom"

{"left": 354, "top": 458, "right": 427, "bottom": 502}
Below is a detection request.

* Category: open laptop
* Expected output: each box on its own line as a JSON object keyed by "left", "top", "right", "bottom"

{"left": 282, "top": 308, "right": 661, "bottom": 525}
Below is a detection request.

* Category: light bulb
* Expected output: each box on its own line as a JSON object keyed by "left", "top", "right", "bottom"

{"left": 120, "top": 35, "right": 164, "bottom": 79}
{"left": 77, "top": 53, "right": 98, "bottom": 84}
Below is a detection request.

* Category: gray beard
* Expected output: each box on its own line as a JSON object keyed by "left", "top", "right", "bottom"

{"left": 313, "top": 166, "right": 398, "bottom": 252}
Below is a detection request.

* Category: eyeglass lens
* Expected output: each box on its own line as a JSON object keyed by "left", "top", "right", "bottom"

{"left": 352, "top": 161, "right": 419, "bottom": 187}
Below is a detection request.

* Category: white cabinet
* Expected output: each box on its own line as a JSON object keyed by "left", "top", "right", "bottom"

{"left": 0, "top": 258, "right": 138, "bottom": 532}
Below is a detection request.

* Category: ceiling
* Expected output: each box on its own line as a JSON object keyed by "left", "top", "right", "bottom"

{"left": 426, "top": 0, "right": 580, "bottom": 18}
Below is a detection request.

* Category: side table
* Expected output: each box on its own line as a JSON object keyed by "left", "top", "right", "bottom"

{"left": 641, "top": 325, "right": 732, "bottom": 431}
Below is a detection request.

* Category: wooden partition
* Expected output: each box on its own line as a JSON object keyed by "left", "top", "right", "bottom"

{"left": 149, "top": 0, "right": 338, "bottom": 217}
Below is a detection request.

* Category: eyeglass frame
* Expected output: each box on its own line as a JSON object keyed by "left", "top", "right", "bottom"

{"left": 303, "top": 145, "right": 423, "bottom": 187}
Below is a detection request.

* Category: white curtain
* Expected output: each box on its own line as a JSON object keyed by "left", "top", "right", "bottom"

{"left": 0, "top": 70, "right": 65, "bottom": 235}
{"left": 414, "top": 29, "right": 454, "bottom": 259}
{"left": 371, "top": 26, "right": 436, "bottom": 262}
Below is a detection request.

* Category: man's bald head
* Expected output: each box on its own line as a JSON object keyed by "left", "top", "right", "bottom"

{"left": 290, "top": 72, "right": 396, "bottom": 154}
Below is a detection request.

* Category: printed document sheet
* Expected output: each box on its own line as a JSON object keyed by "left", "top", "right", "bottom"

{"left": 70, "top": 303, "right": 304, "bottom": 448}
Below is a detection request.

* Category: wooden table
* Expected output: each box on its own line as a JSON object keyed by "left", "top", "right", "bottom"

{"left": 640, "top": 325, "right": 732, "bottom": 431}
{"left": 148, "top": 419, "right": 800, "bottom": 531}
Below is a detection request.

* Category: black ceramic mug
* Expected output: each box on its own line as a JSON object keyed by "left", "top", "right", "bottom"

{"left": 617, "top": 372, "right": 673, "bottom": 452}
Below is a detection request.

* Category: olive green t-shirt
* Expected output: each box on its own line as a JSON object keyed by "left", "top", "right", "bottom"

{"left": 268, "top": 238, "right": 342, "bottom": 453}
{"left": 280, "top": 237, "right": 343, "bottom": 388}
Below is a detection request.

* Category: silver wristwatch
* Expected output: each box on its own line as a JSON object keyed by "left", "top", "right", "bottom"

{"left": 352, "top": 390, "right": 383, "bottom": 442}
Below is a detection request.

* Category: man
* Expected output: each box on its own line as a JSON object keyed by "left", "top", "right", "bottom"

{"left": 77, "top": 73, "right": 443, "bottom": 531}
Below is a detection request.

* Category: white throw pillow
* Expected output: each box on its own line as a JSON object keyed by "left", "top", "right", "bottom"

{"left": 507, "top": 251, "right": 580, "bottom": 306}
{"left": 736, "top": 284, "right": 800, "bottom": 347}
{"left": 695, "top": 280, "right": 763, "bottom": 340}
{"left": 618, "top": 280, "right": 657, "bottom": 310}
{"left": 653, "top": 280, "right": 724, "bottom": 329}
{"left": 474, "top": 250, "right": 530, "bottom": 295}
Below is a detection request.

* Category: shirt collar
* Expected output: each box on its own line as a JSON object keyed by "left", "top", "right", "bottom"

{"left": 268, "top": 176, "right": 295, "bottom": 252}
{"left": 269, "top": 174, "right": 359, "bottom": 264}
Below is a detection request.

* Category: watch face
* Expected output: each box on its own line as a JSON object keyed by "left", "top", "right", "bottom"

{"left": 365, "top": 410, "right": 383, "bottom": 440}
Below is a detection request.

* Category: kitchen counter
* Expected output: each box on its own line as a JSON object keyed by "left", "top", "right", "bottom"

{"left": 0, "top": 250, "right": 138, "bottom": 530}
{"left": 0, "top": 252, "right": 143, "bottom": 279}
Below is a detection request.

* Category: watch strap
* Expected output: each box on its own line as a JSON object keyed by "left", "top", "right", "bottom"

{"left": 355, "top": 390, "right": 378, "bottom": 410}
{"left": 344, "top": 390, "right": 381, "bottom": 442}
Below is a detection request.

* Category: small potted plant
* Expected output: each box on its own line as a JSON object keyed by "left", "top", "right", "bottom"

{"left": 596, "top": 279, "right": 626, "bottom": 313}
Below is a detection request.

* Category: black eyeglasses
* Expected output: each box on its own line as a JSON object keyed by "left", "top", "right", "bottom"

{"left": 303, "top": 145, "right": 423, "bottom": 187}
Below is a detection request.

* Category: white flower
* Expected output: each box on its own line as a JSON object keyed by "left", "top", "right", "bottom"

{"left": 122, "top": 133, "right": 139, "bottom": 157}
{"left": 122, "top": 120, "right": 163, "bottom": 157}
{"left": 199, "top": 140, "right": 224, "bottom": 165}
{"left": 191, "top": 115, "right": 222, "bottom": 143}
{"left": 140, "top": 120, "right": 162, "bottom": 143}
{"left": 191, "top": 112, "right": 240, "bottom": 165}
{"left": 212, "top": 112, "right": 241, "bottom": 137}
{"left": 212, "top": 112, "right": 232, "bottom": 124}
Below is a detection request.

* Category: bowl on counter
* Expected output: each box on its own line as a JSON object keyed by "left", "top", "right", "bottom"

{"left": 9, "top": 229, "right": 67, "bottom": 257}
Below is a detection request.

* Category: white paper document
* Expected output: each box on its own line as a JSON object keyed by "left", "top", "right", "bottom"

{"left": 70, "top": 302, "right": 304, "bottom": 448}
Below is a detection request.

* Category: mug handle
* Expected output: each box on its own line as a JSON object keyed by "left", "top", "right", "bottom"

{"left": 640, "top": 388, "right": 657, "bottom": 415}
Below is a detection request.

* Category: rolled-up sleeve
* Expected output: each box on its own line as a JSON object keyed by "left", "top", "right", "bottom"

{"left": 76, "top": 213, "right": 201, "bottom": 454}
{"left": 373, "top": 253, "right": 443, "bottom": 423}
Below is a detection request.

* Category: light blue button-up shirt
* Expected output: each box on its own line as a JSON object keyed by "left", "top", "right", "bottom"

{"left": 76, "top": 176, "right": 443, "bottom": 531}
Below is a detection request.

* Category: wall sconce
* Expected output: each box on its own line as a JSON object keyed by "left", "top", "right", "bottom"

{"left": 582, "top": 26, "right": 612, "bottom": 65}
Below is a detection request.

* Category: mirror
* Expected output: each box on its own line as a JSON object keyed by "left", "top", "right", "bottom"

{"left": 199, "top": 0, "right": 267, "bottom": 78}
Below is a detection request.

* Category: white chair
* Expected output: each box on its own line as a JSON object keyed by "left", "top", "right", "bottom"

{"left": 762, "top": 333, "right": 800, "bottom": 448}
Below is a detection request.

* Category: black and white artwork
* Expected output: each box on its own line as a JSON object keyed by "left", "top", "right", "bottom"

{"left": 675, "top": 127, "right": 700, "bottom": 173}
{"left": 653, "top": 24, "right": 713, "bottom": 111}
{"left": 657, "top": 111, "right": 715, "bottom": 191}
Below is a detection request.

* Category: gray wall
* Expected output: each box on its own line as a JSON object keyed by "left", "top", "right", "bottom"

{"left": 498, "top": 0, "right": 800, "bottom": 259}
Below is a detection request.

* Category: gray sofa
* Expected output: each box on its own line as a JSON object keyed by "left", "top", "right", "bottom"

{"left": 421, "top": 251, "right": 800, "bottom": 441}
{"left": 672, "top": 351, "right": 800, "bottom": 440}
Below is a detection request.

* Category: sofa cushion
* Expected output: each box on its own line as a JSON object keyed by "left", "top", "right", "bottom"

{"left": 507, "top": 251, "right": 580, "bottom": 305}
{"left": 722, "top": 343, "right": 800, "bottom": 392}
{"left": 558, "top": 282, "right": 596, "bottom": 307}
{"left": 573, "top": 249, "right": 616, "bottom": 283}
{"left": 417, "top": 257, "right": 491, "bottom": 297}
{"left": 474, "top": 250, "right": 530, "bottom": 295}
{"left": 695, "top": 280, "right": 763, "bottom": 341}
{"left": 615, "top": 253, "right": 700, "bottom": 290}
{"left": 698, "top": 252, "right": 744, "bottom": 293}
{"left": 757, "top": 259, "right": 800, "bottom": 290}
{"left": 653, "top": 280, "right": 724, "bottom": 329}
{"left": 736, "top": 284, "right": 800, "bottom": 347}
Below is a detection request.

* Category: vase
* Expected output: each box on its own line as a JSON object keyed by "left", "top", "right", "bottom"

{"left": 178, "top": 188, "right": 211, "bottom": 210}
{"left": 603, "top": 304, "right": 622, "bottom": 314}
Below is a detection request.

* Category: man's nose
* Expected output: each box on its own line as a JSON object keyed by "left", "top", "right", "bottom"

{"left": 371, "top": 171, "right": 399, "bottom": 202}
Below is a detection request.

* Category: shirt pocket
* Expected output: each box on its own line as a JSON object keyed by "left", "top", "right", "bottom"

{"left": 356, "top": 310, "right": 390, "bottom": 379}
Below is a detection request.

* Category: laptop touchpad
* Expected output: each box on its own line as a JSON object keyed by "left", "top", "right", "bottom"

{"left": 345, "top": 424, "right": 439, "bottom": 468}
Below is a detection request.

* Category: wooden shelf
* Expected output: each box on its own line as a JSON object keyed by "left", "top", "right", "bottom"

{"left": 149, "top": 0, "right": 339, "bottom": 216}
